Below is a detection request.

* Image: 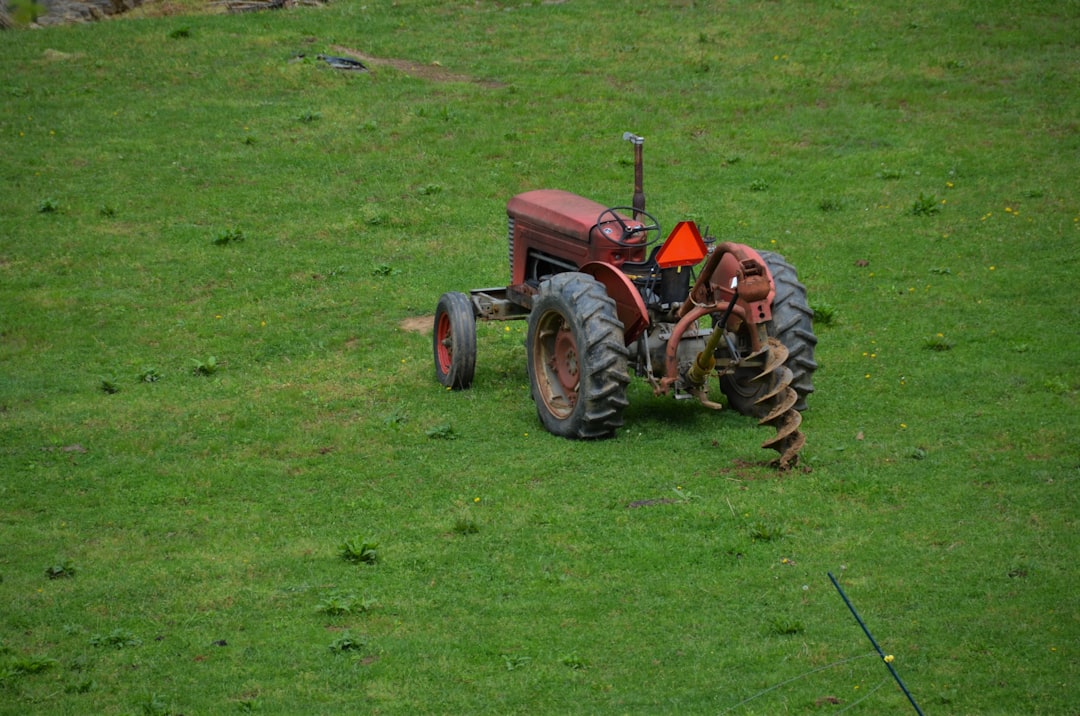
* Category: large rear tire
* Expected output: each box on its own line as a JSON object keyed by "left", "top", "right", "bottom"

{"left": 721, "top": 252, "right": 817, "bottom": 414}
{"left": 760, "top": 251, "right": 817, "bottom": 408}
{"left": 433, "top": 292, "right": 477, "bottom": 389}
{"left": 527, "top": 272, "right": 630, "bottom": 439}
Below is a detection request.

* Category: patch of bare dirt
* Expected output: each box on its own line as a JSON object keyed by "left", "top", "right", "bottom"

{"left": 400, "top": 316, "right": 432, "bottom": 334}
{"left": 41, "top": 48, "right": 85, "bottom": 62}
{"left": 713, "top": 457, "right": 808, "bottom": 481}
{"left": 330, "top": 45, "right": 505, "bottom": 88}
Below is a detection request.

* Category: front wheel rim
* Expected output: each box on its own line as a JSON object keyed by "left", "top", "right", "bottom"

{"left": 435, "top": 313, "right": 454, "bottom": 373}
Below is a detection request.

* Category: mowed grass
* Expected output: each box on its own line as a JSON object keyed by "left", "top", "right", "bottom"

{"left": 1, "top": 0, "right": 1078, "bottom": 713}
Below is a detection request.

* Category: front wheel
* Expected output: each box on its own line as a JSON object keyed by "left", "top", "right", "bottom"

{"left": 433, "top": 292, "right": 477, "bottom": 389}
{"left": 526, "top": 272, "right": 630, "bottom": 439}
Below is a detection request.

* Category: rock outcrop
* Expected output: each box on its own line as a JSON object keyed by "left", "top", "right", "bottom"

{"left": 2, "top": 0, "right": 146, "bottom": 27}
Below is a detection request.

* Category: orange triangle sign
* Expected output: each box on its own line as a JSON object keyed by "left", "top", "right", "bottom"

{"left": 655, "top": 221, "right": 708, "bottom": 268}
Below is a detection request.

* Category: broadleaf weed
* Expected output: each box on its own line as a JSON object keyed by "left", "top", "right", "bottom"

{"left": 316, "top": 593, "right": 377, "bottom": 616}
{"left": 911, "top": 192, "right": 941, "bottom": 216}
{"left": 139, "top": 367, "right": 163, "bottom": 383}
{"left": 212, "top": 227, "right": 244, "bottom": 246}
{"left": 90, "top": 629, "right": 141, "bottom": 649}
{"left": 191, "top": 356, "right": 218, "bottom": 375}
{"left": 338, "top": 537, "right": 379, "bottom": 564}
{"left": 810, "top": 301, "right": 836, "bottom": 326}
{"left": 748, "top": 521, "right": 788, "bottom": 542}
{"left": 44, "top": 558, "right": 76, "bottom": 579}
{"left": 452, "top": 512, "right": 479, "bottom": 535}
{"left": 425, "top": 423, "right": 456, "bottom": 440}
{"left": 328, "top": 632, "right": 367, "bottom": 653}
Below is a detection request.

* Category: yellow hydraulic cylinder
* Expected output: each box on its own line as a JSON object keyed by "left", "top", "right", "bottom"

{"left": 685, "top": 321, "right": 729, "bottom": 388}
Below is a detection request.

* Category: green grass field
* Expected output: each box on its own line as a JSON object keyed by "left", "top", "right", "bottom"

{"left": 1, "top": 0, "right": 1077, "bottom": 713}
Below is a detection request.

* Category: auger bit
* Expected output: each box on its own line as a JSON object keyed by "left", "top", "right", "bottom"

{"left": 755, "top": 338, "right": 806, "bottom": 469}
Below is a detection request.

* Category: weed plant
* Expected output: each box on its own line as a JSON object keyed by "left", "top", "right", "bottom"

{"left": 1, "top": 1, "right": 1077, "bottom": 714}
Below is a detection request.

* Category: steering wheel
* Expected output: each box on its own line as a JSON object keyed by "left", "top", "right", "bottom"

{"left": 595, "top": 207, "right": 662, "bottom": 248}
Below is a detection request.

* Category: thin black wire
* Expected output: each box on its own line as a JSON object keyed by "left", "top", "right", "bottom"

{"left": 834, "top": 677, "right": 890, "bottom": 714}
{"left": 718, "top": 651, "right": 878, "bottom": 713}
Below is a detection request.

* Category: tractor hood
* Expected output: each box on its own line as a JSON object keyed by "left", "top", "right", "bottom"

{"left": 507, "top": 189, "right": 616, "bottom": 242}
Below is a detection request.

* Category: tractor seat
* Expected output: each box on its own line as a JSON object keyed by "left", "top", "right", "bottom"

{"left": 622, "top": 245, "right": 695, "bottom": 308}
{"left": 620, "top": 245, "right": 662, "bottom": 278}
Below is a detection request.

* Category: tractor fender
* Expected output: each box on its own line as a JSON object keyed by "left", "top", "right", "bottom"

{"left": 579, "top": 261, "right": 649, "bottom": 345}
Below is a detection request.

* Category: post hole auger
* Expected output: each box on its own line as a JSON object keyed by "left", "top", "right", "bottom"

{"left": 663, "top": 243, "right": 809, "bottom": 468}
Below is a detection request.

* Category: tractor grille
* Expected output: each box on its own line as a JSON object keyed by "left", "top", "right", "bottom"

{"left": 507, "top": 216, "right": 515, "bottom": 277}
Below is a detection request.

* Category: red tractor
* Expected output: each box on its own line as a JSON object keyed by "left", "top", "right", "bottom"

{"left": 432, "top": 133, "right": 817, "bottom": 468}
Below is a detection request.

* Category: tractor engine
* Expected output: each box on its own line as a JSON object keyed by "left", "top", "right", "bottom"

{"left": 506, "top": 189, "right": 652, "bottom": 286}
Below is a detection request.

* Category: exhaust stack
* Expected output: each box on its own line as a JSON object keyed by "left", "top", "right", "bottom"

{"left": 623, "top": 132, "right": 645, "bottom": 219}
